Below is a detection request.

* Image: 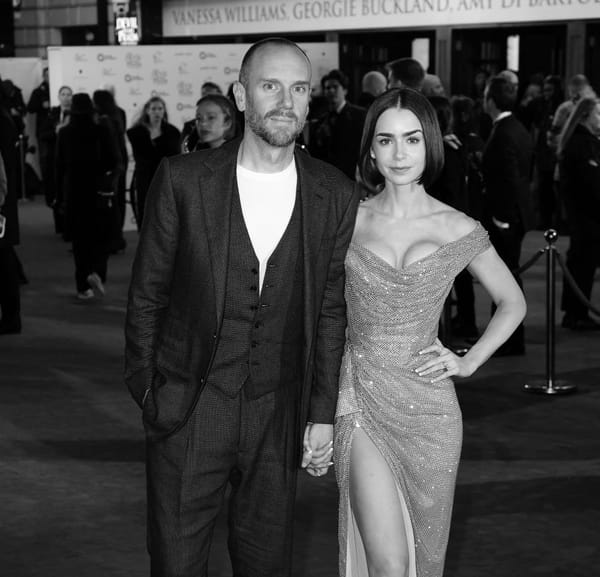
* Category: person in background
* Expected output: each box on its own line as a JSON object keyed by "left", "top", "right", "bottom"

{"left": 27, "top": 66, "right": 51, "bottom": 140}
{"left": 309, "top": 69, "right": 366, "bottom": 180}
{"left": 0, "top": 90, "right": 22, "bottom": 335}
{"left": 385, "top": 57, "right": 425, "bottom": 91}
{"left": 56, "top": 93, "right": 118, "bottom": 300}
{"left": 357, "top": 70, "right": 387, "bottom": 109}
{"left": 39, "top": 85, "right": 72, "bottom": 236}
{"left": 557, "top": 96, "right": 600, "bottom": 331}
{"left": 201, "top": 80, "right": 222, "bottom": 96}
{"left": 481, "top": 75, "right": 534, "bottom": 356}
{"left": 422, "top": 73, "right": 446, "bottom": 98}
{"left": 182, "top": 93, "right": 239, "bottom": 153}
{"left": 93, "top": 89, "right": 128, "bottom": 254}
{"left": 126, "top": 96, "right": 180, "bottom": 229}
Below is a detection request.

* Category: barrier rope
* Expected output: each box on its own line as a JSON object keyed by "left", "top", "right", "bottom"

{"left": 554, "top": 251, "right": 600, "bottom": 318}
{"left": 513, "top": 248, "right": 546, "bottom": 275}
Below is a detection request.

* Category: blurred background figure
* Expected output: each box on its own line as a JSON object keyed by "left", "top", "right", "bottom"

{"left": 0, "top": 88, "right": 22, "bottom": 334}
{"left": 39, "top": 85, "right": 72, "bottom": 237}
{"left": 126, "top": 96, "right": 180, "bottom": 229}
{"left": 55, "top": 93, "right": 118, "bottom": 300}
{"left": 182, "top": 93, "right": 239, "bottom": 153}
{"left": 557, "top": 96, "right": 600, "bottom": 331}
{"left": 93, "top": 89, "right": 127, "bottom": 254}
{"left": 481, "top": 75, "right": 534, "bottom": 356}
{"left": 422, "top": 73, "right": 446, "bottom": 98}
{"left": 200, "top": 81, "right": 222, "bottom": 97}
{"left": 308, "top": 69, "right": 366, "bottom": 180}
{"left": 357, "top": 70, "right": 387, "bottom": 108}
{"left": 385, "top": 57, "right": 425, "bottom": 91}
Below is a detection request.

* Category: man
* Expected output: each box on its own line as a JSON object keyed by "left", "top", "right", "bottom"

{"left": 357, "top": 70, "right": 387, "bottom": 108}
{"left": 482, "top": 75, "right": 534, "bottom": 356}
{"left": 125, "top": 37, "right": 360, "bottom": 577}
{"left": 385, "top": 57, "right": 425, "bottom": 91}
{"left": 422, "top": 73, "right": 445, "bottom": 98}
{"left": 38, "top": 85, "right": 72, "bottom": 236}
{"left": 308, "top": 69, "right": 366, "bottom": 179}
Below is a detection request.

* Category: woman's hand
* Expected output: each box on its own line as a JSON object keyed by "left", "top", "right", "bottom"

{"left": 415, "top": 338, "right": 476, "bottom": 383}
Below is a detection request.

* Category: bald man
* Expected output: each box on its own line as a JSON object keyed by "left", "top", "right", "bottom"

{"left": 125, "top": 37, "right": 360, "bottom": 576}
{"left": 358, "top": 70, "right": 387, "bottom": 108}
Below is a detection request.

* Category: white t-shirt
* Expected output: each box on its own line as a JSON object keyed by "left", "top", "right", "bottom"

{"left": 236, "top": 160, "right": 297, "bottom": 292}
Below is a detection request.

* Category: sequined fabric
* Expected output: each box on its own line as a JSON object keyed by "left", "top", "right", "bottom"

{"left": 334, "top": 222, "right": 490, "bottom": 577}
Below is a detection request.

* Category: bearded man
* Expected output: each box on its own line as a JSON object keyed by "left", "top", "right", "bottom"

{"left": 125, "top": 37, "right": 360, "bottom": 577}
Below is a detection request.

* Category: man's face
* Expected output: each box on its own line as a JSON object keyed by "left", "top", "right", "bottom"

{"left": 235, "top": 44, "right": 311, "bottom": 147}
{"left": 323, "top": 79, "right": 346, "bottom": 109}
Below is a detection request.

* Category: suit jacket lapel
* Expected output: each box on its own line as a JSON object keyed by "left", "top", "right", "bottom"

{"left": 198, "top": 140, "right": 240, "bottom": 324}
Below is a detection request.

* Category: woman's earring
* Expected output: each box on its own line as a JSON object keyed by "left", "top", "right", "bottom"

{"left": 370, "top": 151, "right": 375, "bottom": 159}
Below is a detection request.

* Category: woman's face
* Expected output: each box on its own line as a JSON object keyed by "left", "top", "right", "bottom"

{"left": 195, "top": 101, "right": 230, "bottom": 148}
{"left": 370, "top": 107, "right": 426, "bottom": 188}
{"left": 58, "top": 88, "right": 72, "bottom": 109}
{"left": 147, "top": 100, "right": 165, "bottom": 123}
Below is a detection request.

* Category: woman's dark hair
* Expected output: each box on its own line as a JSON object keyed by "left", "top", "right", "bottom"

{"left": 196, "top": 93, "right": 240, "bottom": 141}
{"left": 70, "top": 92, "right": 94, "bottom": 117}
{"left": 557, "top": 97, "right": 600, "bottom": 159}
{"left": 358, "top": 87, "right": 444, "bottom": 195}
{"left": 92, "top": 89, "right": 117, "bottom": 116}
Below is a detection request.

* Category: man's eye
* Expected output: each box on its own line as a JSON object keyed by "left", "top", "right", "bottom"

{"left": 293, "top": 85, "right": 307, "bottom": 94}
{"left": 263, "top": 82, "right": 277, "bottom": 91}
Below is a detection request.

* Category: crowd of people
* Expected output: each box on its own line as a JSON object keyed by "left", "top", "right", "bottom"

{"left": 0, "top": 34, "right": 597, "bottom": 577}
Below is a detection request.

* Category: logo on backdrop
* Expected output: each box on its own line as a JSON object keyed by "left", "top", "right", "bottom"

{"left": 199, "top": 51, "right": 217, "bottom": 60}
{"left": 177, "top": 82, "right": 193, "bottom": 96}
{"left": 152, "top": 70, "right": 168, "bottom": 85}
{"left": 97, "top": 53, "right": 116, "bottom": 62}
{"left": 126, "top": 53, "right": 142, "bottom": 68}
{"left": 177, "top": 102, "right": 195, "bottom": 111}
{"left": 124, "top": 73, "right": 143, "bottom": 82}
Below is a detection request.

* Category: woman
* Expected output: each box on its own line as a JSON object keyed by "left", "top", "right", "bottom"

{"left": 182, "top": 93, "right": 239, "bottom": 152}
{"left": 333, "top": 88, "right": 526, "bottom": 577}
{"left": 126, "top": 96, "right": 180, "bottom": 229}
{"left": 56, "top": 93, "right": 118, "bottom": 299}
{"left": 557, "top": 96, "right": 600, "bottom": 331}
{"left": 93, "top": 89, "right": 128, "bottom": 253}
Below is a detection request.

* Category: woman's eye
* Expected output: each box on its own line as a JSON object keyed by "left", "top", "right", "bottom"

{"left": 407, "top": 136, "right": 421, "bottom": 144}
{"left": 377, "top": 138, "right": 391, "bottom": 146}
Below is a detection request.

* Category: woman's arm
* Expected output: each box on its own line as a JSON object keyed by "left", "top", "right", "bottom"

{"left": 417, "top": 244, "right": 526, "bottom": 381}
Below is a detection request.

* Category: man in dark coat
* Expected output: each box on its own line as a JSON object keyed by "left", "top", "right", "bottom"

{"left": 125, "top": 38, "right": 360, "bottom": 577}
{"left": 308, "top": 69, "right": 366, "bottom": 180}
{"left": 482, "top": 75, "right": 534, "bottom": 355}
{"left": 0, "top": 92, "right": 21, "bottom": 334}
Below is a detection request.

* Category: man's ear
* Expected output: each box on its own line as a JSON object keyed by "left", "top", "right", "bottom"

{"left": 232, "top": 81, "right": 246, "bottom": 112}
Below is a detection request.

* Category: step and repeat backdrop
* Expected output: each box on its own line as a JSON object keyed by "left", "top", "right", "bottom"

{"left": 47, "top": 42, "right": 338, "bottom": 229}
{"left": 47, "top": 43, "right": 338, "bottom": 130}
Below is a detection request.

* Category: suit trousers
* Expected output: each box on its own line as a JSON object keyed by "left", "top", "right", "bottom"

{"left": 488, "top": 222, "right": 525, "bottom": 350}
{"left": 146, "top": 381, "right": 299, "bottom": 577}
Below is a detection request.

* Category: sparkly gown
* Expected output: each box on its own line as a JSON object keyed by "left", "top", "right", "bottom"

{"left": 334, "top": 222, "right": 490, "bottom": 577}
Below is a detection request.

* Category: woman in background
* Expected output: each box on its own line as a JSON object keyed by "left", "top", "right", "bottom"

{"left": 56, "top": 93, "right": 118, "bottom": 299}
{"left": 126, "top": 96, "right": 180, "bottom": 229}
{"left": 333, "top": 88, "right": 526, "bottom": 577}
{"left": 182, "top": 93, "right": 239, "bottom": 153}
{"left": 557, "top": 96, "right": 600, "bottom": 331}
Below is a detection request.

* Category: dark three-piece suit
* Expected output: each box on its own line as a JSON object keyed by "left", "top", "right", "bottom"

{"left": 125, "top": 137, "right": 360, "bottom": 576}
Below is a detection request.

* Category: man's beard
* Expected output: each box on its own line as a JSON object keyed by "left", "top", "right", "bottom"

{"left": 246, "top": 105, "right": 305, "bottom": 147}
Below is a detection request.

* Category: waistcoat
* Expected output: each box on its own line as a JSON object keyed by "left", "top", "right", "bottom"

{"left": 206, "top": 185, "right": 304, "bottom": 399}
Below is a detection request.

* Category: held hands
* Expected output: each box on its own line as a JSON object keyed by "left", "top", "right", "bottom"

{"left": 416, "top": 338, "right": 476, "bottom": 383}
{"left": 301, "top": 422, "right": 334, "bottom": 477}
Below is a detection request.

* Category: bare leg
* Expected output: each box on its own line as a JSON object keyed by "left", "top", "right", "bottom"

{"left": 349, "top": 427, "right": 413, "bottom": 577}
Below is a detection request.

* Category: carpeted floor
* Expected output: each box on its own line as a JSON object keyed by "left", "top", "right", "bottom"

{"left": 1, "top": 198, "right": 598, "bottom": 576}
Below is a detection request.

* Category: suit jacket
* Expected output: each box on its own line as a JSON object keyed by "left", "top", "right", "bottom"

{"left": 125, "top": 138, "right": 360, "bottom": 439}
{"left": 309, "top": 102, "right": 367, "bottom": 180}
{"left": 482, "top": 114, "right": 534, "bottom": 230}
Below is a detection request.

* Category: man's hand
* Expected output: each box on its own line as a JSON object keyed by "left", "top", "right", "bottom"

{"left": 301, "top": 422, "right": 334, "bottom": 477}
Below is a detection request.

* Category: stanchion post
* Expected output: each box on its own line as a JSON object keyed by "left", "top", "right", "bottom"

{"left": 17, "top": 134, "right": 27, "bottom": 202}
{"left": 524, "top": 229, "right": 576, "bottom": 395}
